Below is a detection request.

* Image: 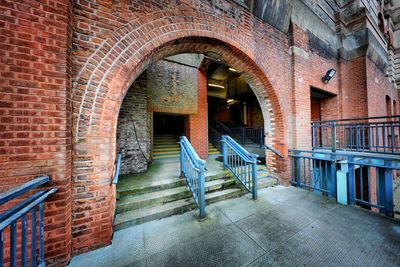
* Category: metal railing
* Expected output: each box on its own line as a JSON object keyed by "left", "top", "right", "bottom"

{"left": 112, "top": 153, "right": 122, "bottom": 185}
{"left": 289, "top": 150, "right": 337, "bottom": 197}
{"left": 221, "top": 135, "right": 258, "bottom": 200}
{"left": 179, "top": 136, "right": 206, "bottom": 218}
{"left": 289, "top": 149, "right": 400, "bottom": 217}
{"left": 312, "top": 115, "right": 400, "bottom": 153}
{"left": 0, "top": 176, "right": 57, "bottom": 267}
{"left": 346, "top": 155, "right": 400, "bottom": 217}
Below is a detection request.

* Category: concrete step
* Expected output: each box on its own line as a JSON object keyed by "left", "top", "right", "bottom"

{"left": 118, "top": 170, "right": 233, "bottom": 197}
{"left": 114, "top": 188, "right": 243, "bottom": 231}
{"left": 153, "top": 151, "right": 181, "bottom": 155}
{"left": 116, "top": 178, "right": 237, "bottom": 213}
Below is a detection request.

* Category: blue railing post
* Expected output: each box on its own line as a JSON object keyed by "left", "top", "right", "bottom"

{"left": 331, "top": 122, "right": 336, "bottom": 152}
{"left": 198, "top": 161, "right": 206, "bottom": 219}
{"left": 295, "top": 151, "right": 301, "bottom": 188}
{"left": 251, "top": 155, "right": 257, "bottom": 200}
{"left": 377, "top": 160, "right": 394, "bottom": 217}
{"left": 241, "top": 127, "right": 246, "bottom": 145}
{"left": 328, "top": 153, "right": 337, "bottom": 198}
{"left": 311, "top": 122, "right": 315, "bottom": 149}
{"left": 221, "top": 136, "right": 227, "bottom": 169}
{"left": 180, "top": 142, "right": 185, "bottom": 177}
{"left": 347, "top": 156, "right": 355, "bottom": 205}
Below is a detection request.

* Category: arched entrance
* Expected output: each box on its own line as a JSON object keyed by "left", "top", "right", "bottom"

{"left": 72, "top": 10, "right": 288, "bottom": 253}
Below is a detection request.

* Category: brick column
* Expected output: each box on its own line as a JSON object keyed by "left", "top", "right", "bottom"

{"left": 186, "top": 70, "right": 208, "bottom": 158}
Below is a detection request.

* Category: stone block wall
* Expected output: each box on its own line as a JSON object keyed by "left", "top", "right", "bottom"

{"left": 116, "top": 72, "right": 151, "bottom": 175}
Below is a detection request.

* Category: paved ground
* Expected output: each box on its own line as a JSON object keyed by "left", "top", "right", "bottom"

{"left": 68, "top": 186, "right": 400, "bottom": 267}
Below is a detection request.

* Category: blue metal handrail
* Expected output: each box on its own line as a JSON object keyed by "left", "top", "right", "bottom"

{"left": 312, "top": 116, "right": 400, "bottom": 154}
{"left": 0, "top": 176, "right": 57, "bottom": 267}
{"left": 112, "top": 153, "right": 122, "bottom": 185}
{"left": 221, "top": 135, "right": 258, "bottom": 200}
{"left": 179, "top": 136, "right": 206, "bottom": 218}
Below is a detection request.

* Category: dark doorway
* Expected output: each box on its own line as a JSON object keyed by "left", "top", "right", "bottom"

{"left": 154, "top": 113, "right": 185, "bottom": 135}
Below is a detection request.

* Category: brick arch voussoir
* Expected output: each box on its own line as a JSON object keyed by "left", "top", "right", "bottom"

{"left": 73, "top": 10, "right": 286, "bottom": 163}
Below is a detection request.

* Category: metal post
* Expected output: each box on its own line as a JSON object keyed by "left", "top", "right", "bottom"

{"left": 329, "top": 154, "right": 337, "bottom": 198}
{"left": 22, "top": 215, "right": 27, "bottom": 267}
{"left": 31, "top": 208, "right": 37, "bottom": 267}
{"left": 331, "top": 122, "right": 336, "bottom": 152}
{"left": 251, "top": 156, "right": 258, "bottom": 200}
{"left": 198, "top": 161, "right": 206, "bottom": 219}
{"left": 295, "top": 151, "right": 301, "bottom": 187}
{"left": 221, "top": 136, "right": 227, "bottom": 169}
{"left": 347, "top": 156, "right": 355, "bottom": 205}
{"left": 179, "top": 138, "right": 185, "bottom": 178}
{"left": 378, "top": 160, "right": 394, "bottom": 217}
{"left": 39, "top": 203, "right": 45, "bottom": 265}
{"left": 10, "top": 222, "right": 16, "bottom": 267}
{"left": 311, "top": 123, "right": 315, "bottom": 149}
{"left": 241, "top": 127, "right": 246, "bottom": 145}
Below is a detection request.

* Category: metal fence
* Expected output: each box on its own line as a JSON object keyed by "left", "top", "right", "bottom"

{"left": 312, "top": 115, "right": 400, "bottom": 153}
{"left": 0, "top": 176, "right": 57, "bottom": 267}
{"left": 289, "top": 149, "right": 400, "bottom": 218}
{"left": 289, "top": 150, "right": 337, "bottom": 197}
{"left": 221, "top": 135, "right": 258, "bottom": 200}
{"left": 179, "top": 136, "right": 206, "bottom": 218}
{"left": 346, "top": 155, "right": 399, "bottom": 217}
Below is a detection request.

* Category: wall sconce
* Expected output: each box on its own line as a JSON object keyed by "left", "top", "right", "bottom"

{"left": 322, "top": 68, "right": 336, "bottom": 83}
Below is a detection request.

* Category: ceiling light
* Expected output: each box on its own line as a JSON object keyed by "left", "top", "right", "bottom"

{"left": 208, "top": 83, "right": 224, "bottom": 89}
{"left": 227, "top": 99, "right": 235, "bottom": 104}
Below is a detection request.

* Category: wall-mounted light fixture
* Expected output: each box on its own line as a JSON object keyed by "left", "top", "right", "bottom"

{"left": 228, "top": 67, "right": 238, "bottom": 72}
{"left": 208, "top": 83, "right": 225, "bottom": 89}
{"left": 322, "top": 68, "right": 336, "bottom": 83}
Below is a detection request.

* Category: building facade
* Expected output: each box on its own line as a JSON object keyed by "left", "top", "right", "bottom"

{"left": 1, "top": 0, "right": 399, "bottom": 265}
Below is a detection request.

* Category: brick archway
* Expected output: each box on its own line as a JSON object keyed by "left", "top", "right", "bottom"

{"left": 72, "top": 10, "right": 288, "bottom": 253}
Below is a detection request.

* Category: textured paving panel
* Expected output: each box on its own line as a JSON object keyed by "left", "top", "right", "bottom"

{"left": 146, "top": 224, "right": 265, "bottom": 267}
{"left": 69, "top": 186, "right": 400, "bottom": 267}
{"left": 143, "top": 206, "right": 231, "bottom": 256}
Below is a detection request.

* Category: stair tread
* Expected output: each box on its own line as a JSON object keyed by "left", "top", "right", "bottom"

{"left": 114, "top": 188, "right": 243, "bottom": 227}
{"left": 117, "top": 178, "right": 236, "bottom": 206}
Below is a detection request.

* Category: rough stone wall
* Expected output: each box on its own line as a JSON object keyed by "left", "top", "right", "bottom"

{"left": 0, "top": 0, "right": 73, "bottom": 265}
{"left": 116, "top": 72, "right": 150, "bottom": 175}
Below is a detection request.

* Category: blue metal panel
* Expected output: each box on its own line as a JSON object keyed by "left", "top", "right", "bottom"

{"left": 337, "top": 170, "right": 348, "bottom": 205}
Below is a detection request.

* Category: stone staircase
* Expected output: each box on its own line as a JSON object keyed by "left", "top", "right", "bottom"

{"left": 153, "top": 134, "right": 180, "bottom": 160}
{"left": 114, "top": 161, "right": 277, "bottom": 231}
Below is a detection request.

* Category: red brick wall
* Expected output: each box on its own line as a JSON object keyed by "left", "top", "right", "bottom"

{"left": 1, "top": 0, "right": 399, "bottom": 264}
{"left": 71, "top": 2, "right": 289, "bottom": 255}
{"left": 0, "top": 0, "right": 72, "bottom": 265}
{"left": 185, "top": 70, "right": 208, "bottom": 159}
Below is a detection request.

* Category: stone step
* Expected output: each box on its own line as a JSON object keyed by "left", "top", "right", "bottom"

{"left": 153, "top": 154, "right": 180, "bottom": 159}
{"left": 257, "top": 177, "right": 278, "bottom": 188}
{"left": 118, "top": 170, "right": 233, "bottom": 197}
{"left": 116, "top": 178, "right": 237, "bottom": 213}
{"left": 114, "top": 188, "right": 243, "bottom": 231}
{"left": 153, "top": 151, "right": 181, "bottom": 155}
